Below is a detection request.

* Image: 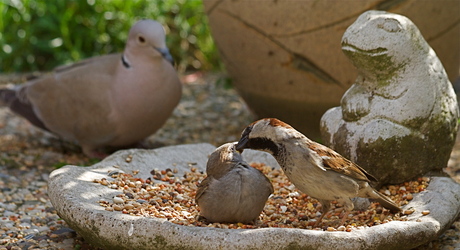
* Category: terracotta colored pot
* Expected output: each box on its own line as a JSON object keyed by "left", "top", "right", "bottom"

{"left": 203, "top": 0, "right": 460, "bottom": 138}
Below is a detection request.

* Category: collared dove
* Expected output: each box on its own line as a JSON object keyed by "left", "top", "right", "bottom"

{"left": 0, "top": 19, "right": 182, "bottom": 158}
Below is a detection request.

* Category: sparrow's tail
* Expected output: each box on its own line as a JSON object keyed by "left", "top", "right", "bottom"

{"left": 370, "top": 189, "right": 402, "bottom": 213}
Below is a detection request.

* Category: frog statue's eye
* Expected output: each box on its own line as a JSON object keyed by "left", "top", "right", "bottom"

{"left": 378, "top": 18, "right": 401, "bottom": 33}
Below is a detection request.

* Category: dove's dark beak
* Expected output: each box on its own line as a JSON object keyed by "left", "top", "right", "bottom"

{"left": 155, "top": 47, "right": 174, "bottom": 65}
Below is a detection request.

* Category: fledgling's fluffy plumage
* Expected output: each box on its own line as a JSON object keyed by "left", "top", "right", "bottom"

{"left": 195, "top": 142, "right": 273, "bottom": 224}
{"left": 0, "top": 20, "right": 182, "bottom": 158}
{"left": 236, "top": 118, "right": 401, "bottom": 225}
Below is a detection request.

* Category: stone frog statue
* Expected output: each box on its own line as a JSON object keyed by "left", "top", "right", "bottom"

{"left": 320, "top": 10, "right": 459, "bottom": 184}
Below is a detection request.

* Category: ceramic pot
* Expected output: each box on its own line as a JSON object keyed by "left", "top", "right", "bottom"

{"left": 203, "top": 0, "right": 460, "bottom": 138}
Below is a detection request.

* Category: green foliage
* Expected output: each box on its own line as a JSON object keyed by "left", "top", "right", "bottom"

{"left": 52, "top": 162, "right": 69, "bottom": 169}
{"left": 51, "top": 157, "right": 99, "bottom": 169}
{"left": 0, "top": 0, "right": 221, "bottom": 73}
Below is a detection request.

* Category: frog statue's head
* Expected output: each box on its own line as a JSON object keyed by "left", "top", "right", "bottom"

{"left": 341, "top": 11, "right": 430, "bottom": 82}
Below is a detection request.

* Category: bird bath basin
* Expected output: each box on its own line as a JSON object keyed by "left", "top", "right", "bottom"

{"left": 48, "top": 143, "right": 460, "bottom": 249}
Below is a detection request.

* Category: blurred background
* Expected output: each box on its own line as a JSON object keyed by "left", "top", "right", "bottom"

{"left": 0, "top": 2, "right": 459, "bottom": 248}
{"left": 0, "top": 0, "right": 221, "bottom": 73}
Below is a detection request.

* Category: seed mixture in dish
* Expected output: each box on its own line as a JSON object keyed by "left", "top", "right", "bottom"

{"left": 94, "top": 161, "right": 430, "bottom": 231}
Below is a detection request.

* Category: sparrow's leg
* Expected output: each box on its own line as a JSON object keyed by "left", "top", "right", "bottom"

{"left": 315, "top": 200, "right": 331, "bottom": 226}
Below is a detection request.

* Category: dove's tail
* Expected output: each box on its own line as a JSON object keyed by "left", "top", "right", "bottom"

{"left": 0, "top": 88, "right": 13, "bottom": 107}
{"left": 0, "top": 87, "right": 50, "bottom": 132}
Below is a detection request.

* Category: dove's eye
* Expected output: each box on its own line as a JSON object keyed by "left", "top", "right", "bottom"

{"left": 378, "top": 18, "right": 401, "bottom": 33}
{"left": 138, "top": 35, "right": 146, "bottom": 44}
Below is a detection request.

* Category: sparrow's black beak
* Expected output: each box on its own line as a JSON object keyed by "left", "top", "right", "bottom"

{"left": 236, "top": 126, "right": 252, "bottom": 153}
{"left": 235, "top": 140, "right": 246, "bottom": 154}
{"left": 236, "top": 134, "right": 250, "bottom": 153}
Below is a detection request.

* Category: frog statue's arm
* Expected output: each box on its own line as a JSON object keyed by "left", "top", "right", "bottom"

{"left": 341, "top": 76, "right": 371, "bottom": 122}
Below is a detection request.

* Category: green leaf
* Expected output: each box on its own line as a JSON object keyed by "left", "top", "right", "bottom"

{"left": 0, "top": 0, "right": 222, "bottom": 73}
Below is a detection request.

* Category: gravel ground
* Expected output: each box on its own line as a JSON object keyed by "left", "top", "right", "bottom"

{"left": 0, "top": 73, "right": 459, "bottom": 250}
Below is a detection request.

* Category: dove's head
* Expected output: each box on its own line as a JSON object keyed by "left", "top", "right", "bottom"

{"left": 126, "top": 19, "right": 174, "bottom": 64}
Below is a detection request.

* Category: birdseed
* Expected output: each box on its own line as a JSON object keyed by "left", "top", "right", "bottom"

{"left": 94, "top": 162, "right": 431, "bottom": 231}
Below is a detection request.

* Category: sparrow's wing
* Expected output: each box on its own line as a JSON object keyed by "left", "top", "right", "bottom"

{"left": 307, "top": 142, "right": 378, "bottom": 182}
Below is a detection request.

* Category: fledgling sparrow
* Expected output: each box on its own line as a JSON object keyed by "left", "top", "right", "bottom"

{"left": 195, "top": 142, "right": 273, "bottom": 224}
{"left": 235, "top": 118, "right": 401, "bottom": 226}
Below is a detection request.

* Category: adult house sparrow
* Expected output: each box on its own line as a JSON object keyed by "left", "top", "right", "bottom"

{"left": 235, "top": 118, "right": 401, "bottom": 225}
{"left": 0, "top": 20, "right": 181, "bottom": 158}
{"left": 195, "top": 142, "right": 273, "bottom": 224}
